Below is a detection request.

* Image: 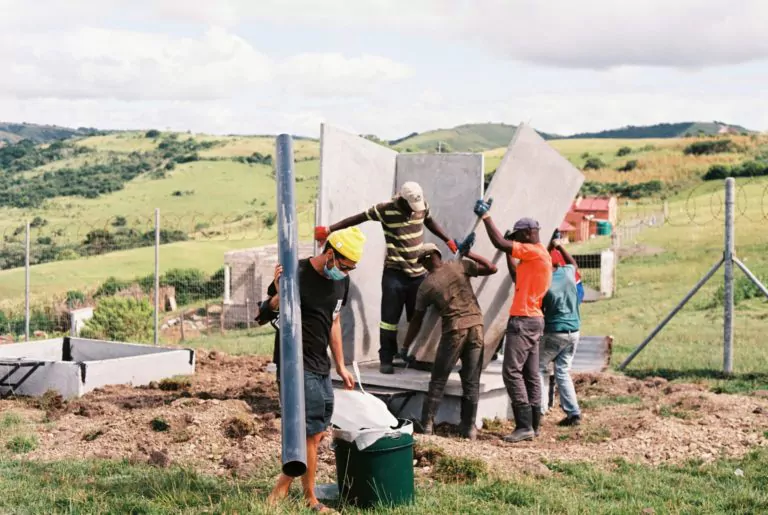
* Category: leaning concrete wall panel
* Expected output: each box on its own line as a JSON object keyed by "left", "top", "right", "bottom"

{"left": 318, "top": 124, "right": 398, "bottom": 363}
{"left": 469, "top": 124, "right": 585, "bottom": 366}
{"left": 394, "top": 153, "right": 484, "bottom": 362}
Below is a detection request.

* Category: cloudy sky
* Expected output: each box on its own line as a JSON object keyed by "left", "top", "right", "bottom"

{"left": 1, "top": 0, "right": 767, "bottom": 138}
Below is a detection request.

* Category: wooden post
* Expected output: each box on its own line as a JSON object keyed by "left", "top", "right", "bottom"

{"left": 179, "top": 310, "right": 186, "bottom": 342}
{"left": 245, "top": 298, "right": 251, "bottom": 329}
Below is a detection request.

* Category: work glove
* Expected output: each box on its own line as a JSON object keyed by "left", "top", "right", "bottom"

{"left": 473, "top": 198, "right": 493, "bottom": 217}
{"left": 456, "top": 232, "right": 476, "bottom": 255}
{"left": 446, "top": 239, "right": 458, "bottom": 253}
{"left": 314, "top": 226, "right": 330, "bottom": 241}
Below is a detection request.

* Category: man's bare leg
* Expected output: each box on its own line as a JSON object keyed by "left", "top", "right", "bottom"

{"left": 301, "top": 432, "right": 327, "bottom": 509}
{"left": 267, "top": 473, "right": 294, "bottom": 504}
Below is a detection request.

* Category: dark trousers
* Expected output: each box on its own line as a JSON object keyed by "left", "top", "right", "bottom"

{"left": 426, "top": 325, "right": 484, "bottom": 408}
{"left": 502, "top": 316, "right": 544, "bottom": 407}
{"left": 379, "top": 268, "right": 425, "bottom": 363}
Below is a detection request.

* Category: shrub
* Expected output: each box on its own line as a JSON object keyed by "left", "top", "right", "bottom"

{"left": 95, "top": 276, "right": 131, "bottom": 297}
{"left": 56, "top": 249, "right": 80, "bottom": 261}
{"left": 206, "top": 267, "right": 226, "bottom": 298}
{"left": 684, "top": 139, "right": 732, "bottom": 156}
{"left": 583, "top": 157, "right": 605, "bottom": 170}
{"left": 112, "top": 216, "right": 127, "bottom": 227}
{"left": 616, "top": 146, "right": 632, "bottom": 157}
{"left": 580, "top": 152, "right": 590, "bottom": 159}
{"left": 617, "top": 159, "right": 638, "bottom": 172}
{"left": 81, "top": 297, "right": 153, "bottom": 343}
{"left": 262, "top": 212, "right": 277, "bottom": 229}
{"left": 161, "top": 268, "right": 209, "bottom": 305}
{"left": 66, "top": 290, "right": 86, "bottom": 308}
{"left": 145, "top": 129, "right": 161, "bottom": 138}
{"left": 703, "top": 161, "right": 768, "bottom": 181}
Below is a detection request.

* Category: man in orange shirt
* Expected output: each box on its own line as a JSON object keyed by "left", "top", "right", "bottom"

{"left": 475, "top": 200, "right": 552, "bottom": 443}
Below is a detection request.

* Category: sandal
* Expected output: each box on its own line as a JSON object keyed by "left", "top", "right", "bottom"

{"left": 309, "top": 502, "right": 338, "bottom": 513}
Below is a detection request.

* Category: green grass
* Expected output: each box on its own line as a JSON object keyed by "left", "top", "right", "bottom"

{"left": 5, "top": 435, "right": 37, "bottom": 454}
{"left": 173, "top": 327, "right": 275, "bottom": 356}
{"left": 580, "top": 395, "right": 643, "bottom": 410}
{"left": 0, "top": 412, "right": 24, "bottom": 429}
{"left": 1, "top": 450, "right": 767, "bottom": 513}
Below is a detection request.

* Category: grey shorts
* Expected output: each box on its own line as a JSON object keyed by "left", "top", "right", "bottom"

{"left": 303, "top": 370, "right": 334, "bottom": 436}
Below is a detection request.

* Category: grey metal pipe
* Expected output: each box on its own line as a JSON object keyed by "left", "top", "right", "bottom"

{"left": 734, "top": 257, "right": 768, "bottom": 300}
{"left": 275, "top": 134, "right": 307, "bottom": 477}
{"left": 618, "top": 257, "right": 723, "bottom": 370}
{"left": 723, "top": 178, "right": 734, "bottom": 374}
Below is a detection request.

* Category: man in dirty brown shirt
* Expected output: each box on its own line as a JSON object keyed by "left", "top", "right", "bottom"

{"left": 401, "top": 243, "right": 497, "bottom": 439}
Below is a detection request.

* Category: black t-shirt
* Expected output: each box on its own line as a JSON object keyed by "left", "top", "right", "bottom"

{"left": 269, "top": 258, "right": 349, "bottom": 375}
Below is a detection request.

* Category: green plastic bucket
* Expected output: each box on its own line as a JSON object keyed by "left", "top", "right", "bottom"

{"left": 596, "top": 220, "right": 612, "bottom": 235}
{"left": 333, "top": 426, "right": 414, "bottom": 508}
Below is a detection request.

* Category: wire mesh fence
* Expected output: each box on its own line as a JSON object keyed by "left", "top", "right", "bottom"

{"left": 0, "top": 205, "right": 316, "bottom": 345}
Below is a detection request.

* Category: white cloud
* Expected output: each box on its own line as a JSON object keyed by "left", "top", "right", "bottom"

{"left": 147, "top": 0, "right": 768, "bottom": 69}
{"left": 0, "top": 26, "right": 410, "bottom": 102}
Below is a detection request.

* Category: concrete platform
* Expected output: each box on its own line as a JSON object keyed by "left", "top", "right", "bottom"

{"left": 331, "top": 335, "right": 612, "bottom": 429}
{"left": 0, "top": 337, "right": 195, "bottom": 398}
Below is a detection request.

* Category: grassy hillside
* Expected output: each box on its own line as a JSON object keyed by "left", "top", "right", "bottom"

{"left": 0, "top": 122, "right": 98, "bottom": 145}
{"left": 392, "top": 123, "right": 559, "bottom": 152}
{"left": 568, "top": 121, "right": 752, "bottom": 139}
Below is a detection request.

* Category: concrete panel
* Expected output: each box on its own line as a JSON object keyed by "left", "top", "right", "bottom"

{"left": 318, "top": 124, "right": 398, "bottom": 363}
{"left": 394, "top": 154, "right": 484, "bottom": 362}
{"left": 0, "top": 361, "right": 83, "bottom": 398}
{"left": 70, "top": 338, "right": 180, "bottom": 361}
{"left": 81, "top": 350, "right": 195, "bottom": 395}
{"left": 466, "top": 124, "right": 585, "bottom": 367}
{"left": 0, "top": 339, "right": 63, "bottom": 360}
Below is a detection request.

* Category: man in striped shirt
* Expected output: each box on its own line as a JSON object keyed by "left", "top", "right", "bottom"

{"left": 315, "top": 182, "right": 459, "bottom": 374}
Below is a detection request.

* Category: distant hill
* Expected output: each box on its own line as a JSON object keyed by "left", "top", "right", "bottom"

{"left": 0, "top": 122, "right": 99, "bottom": 145}
{"left": 390, "top": 123, "right": 560, "bottom": 152}
{"left": 566, "top": 121, "right": 752, "bottom": 140}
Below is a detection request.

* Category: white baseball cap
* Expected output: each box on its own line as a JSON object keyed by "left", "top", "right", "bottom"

{"left": 399, "top": 181, "right": 426, "bottom": 212}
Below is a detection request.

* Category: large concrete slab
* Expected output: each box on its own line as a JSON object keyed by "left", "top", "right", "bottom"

{"left": 317, "top": 124, "right": 398, "bottom": 363}
{"left": 0, "top": 338, "right": 195, "bottom": 398}
{"left": 467, "top": 124, "right": 585, "bottom": 367}
{"left": 394, "top": 153, "right": 484, "bottom": 362}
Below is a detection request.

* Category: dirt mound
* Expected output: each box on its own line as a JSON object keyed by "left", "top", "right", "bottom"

{"left": 0, "top": 357, "right": 765, "bottom": 481}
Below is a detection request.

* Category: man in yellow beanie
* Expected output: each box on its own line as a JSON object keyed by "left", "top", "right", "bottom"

{"left": 263, "top": 226, "right": 364, "bottom": 513}
{"left": 315, "top": 182, "right": 459, "bottom": 374}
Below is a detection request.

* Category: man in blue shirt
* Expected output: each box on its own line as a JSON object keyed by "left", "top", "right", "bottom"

{"left": 539, "top": 241, "right": 582, "bottom": 429}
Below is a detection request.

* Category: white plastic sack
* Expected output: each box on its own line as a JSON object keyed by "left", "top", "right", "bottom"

{"left": 330, "top": 362, "right": 407, "bottom": 450}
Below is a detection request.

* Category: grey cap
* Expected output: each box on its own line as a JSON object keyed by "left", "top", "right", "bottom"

{"left": 417, "top": 242, "right": 442, "bottom": 261}
{"left": 512, "top": 217, "right": 540, "bottom": 232}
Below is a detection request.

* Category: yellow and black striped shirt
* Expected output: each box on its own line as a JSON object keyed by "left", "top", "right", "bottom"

{"left": 365, "top": 201, "right": 430, "bottom": 277}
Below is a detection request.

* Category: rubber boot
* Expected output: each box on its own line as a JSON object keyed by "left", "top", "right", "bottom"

{"left": 417, "top": 397, "right": 439, "bottom": 435}
{"left": 459, "top": 398, "right": 478, "bottom": 441}
{"left": 503, "top": 404, "right": 534, "bottom": 443}
{"left": 531, "top": 405, "right": 542, "bottom": 437}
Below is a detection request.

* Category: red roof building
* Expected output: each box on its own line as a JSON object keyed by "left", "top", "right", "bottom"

{"left": 560, "top": 196, "right": 618, "bottom": 242}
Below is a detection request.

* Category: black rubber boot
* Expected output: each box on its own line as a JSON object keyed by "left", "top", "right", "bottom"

{"left": 503, "top": 404, "right": 534, "bottom": 443}
{"left": 417, "top": 397, "right": 439, "bottom": 435}
{"left": 531, "top": 405, "right": 542, "bottom": 437}
{"left": 459, "top": 398, "right": 479, "bottom": 441}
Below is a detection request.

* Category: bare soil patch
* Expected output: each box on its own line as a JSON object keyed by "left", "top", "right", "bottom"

{"left": 1, "top": 352, "right": 766, "bottom": 481}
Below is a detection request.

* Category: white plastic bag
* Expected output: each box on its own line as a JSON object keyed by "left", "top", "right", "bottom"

{"left": 330, "top": 361, "right": 405, "bottom": 450}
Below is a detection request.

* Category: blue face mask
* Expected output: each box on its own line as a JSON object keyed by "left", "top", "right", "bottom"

{"left": 324, "top": 254, "right": 347, "bottom": 281}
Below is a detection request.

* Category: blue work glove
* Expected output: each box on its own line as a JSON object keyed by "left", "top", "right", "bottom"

{"left": 473, "top": 198, "right": 493, "bottom": 217}
{"left": 456, "top": 232, "right": 476, "bottom": 256}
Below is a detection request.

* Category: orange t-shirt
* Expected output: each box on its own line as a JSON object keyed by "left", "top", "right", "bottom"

{"left": 509, "top": 241, "right": 552, "bottom": 317}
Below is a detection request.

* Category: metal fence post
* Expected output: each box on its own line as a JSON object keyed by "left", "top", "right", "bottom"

{"left": 154, "top": 208, "right": 160, "bottom": 345}
{"left": 24, "top": 221, "right": 30, "bottom": 342}
{"left": 723, "top": 177, "right": 735, "bottom": 374}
